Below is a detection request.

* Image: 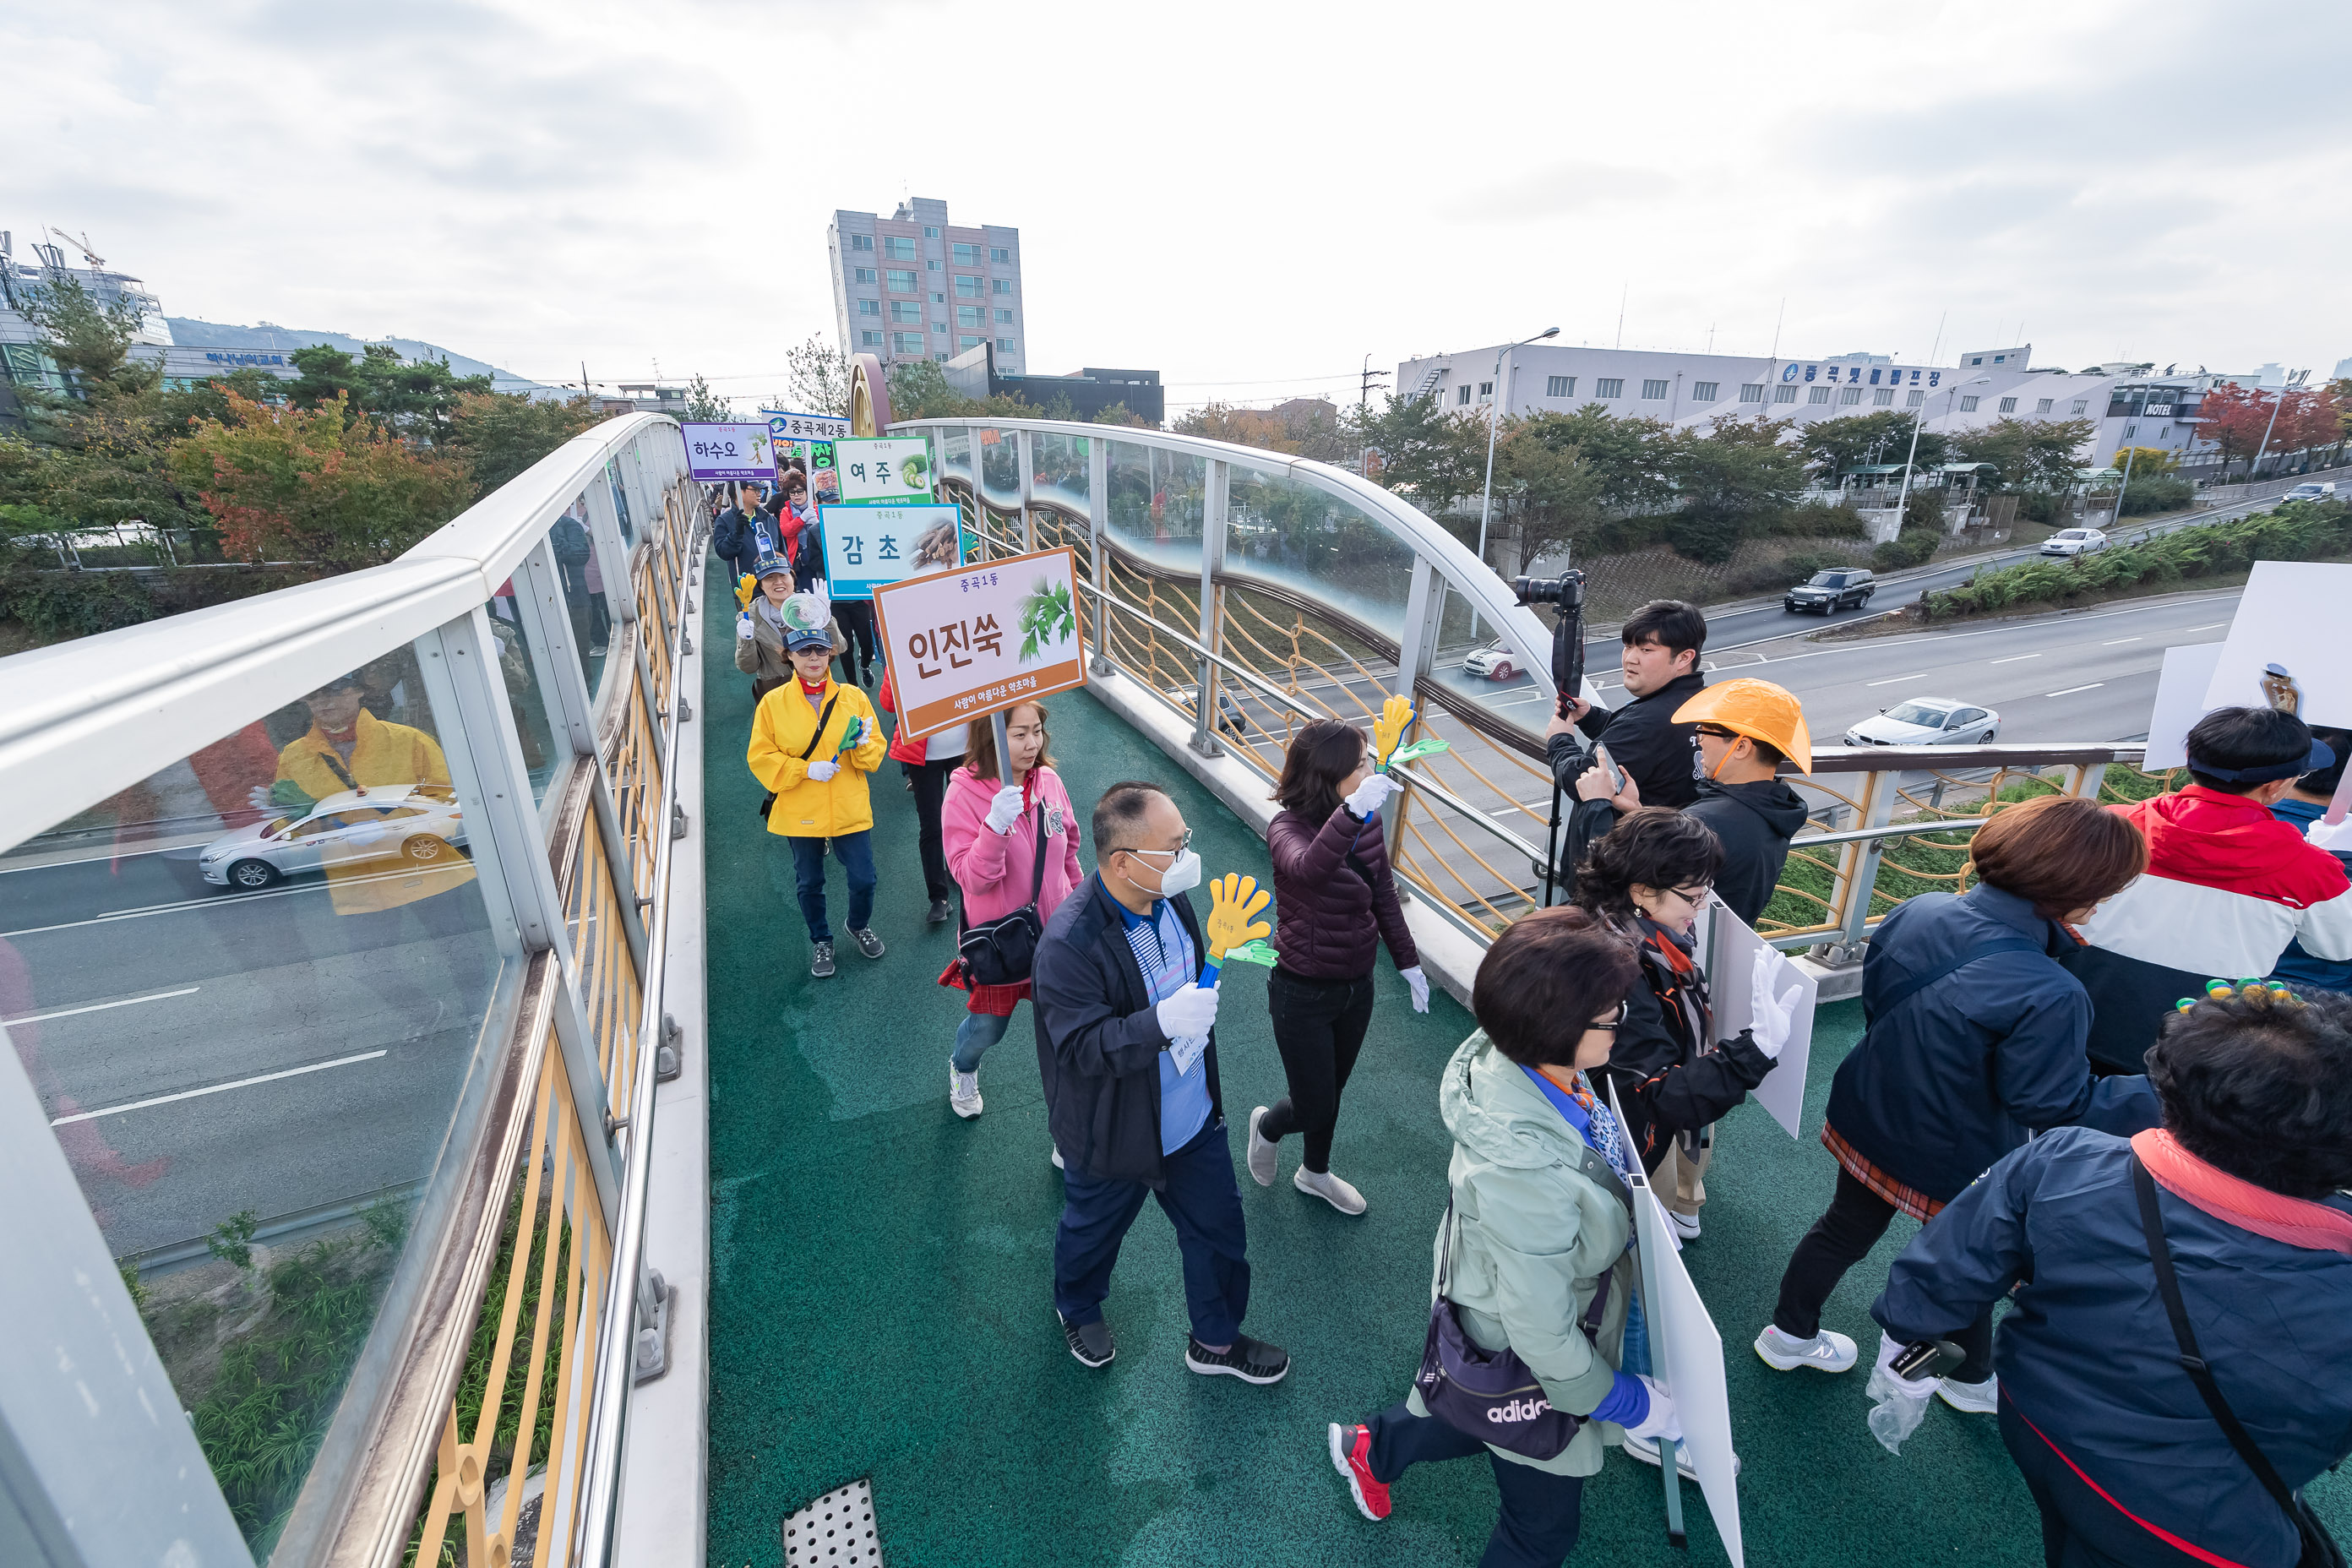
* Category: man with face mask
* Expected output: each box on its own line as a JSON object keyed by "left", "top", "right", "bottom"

{"left": 1673, "top": 679, "right": 1814, "bottom": 929}
{"left": 1031, "top": 781, "right": 1289, "bottom": 1386}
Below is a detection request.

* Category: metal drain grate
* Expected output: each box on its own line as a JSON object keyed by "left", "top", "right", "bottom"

{"left": 781, "top": 1478, "right": 882, "bottom": 1567}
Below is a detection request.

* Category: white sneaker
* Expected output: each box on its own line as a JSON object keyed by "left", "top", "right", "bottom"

{"left": 1293, "top": 1166, "right": 1366, "bottom": 1216}
{"left": 1620, "top": 1431, "right": 1741, "bottom": 1480}
{"left": 1753, "top": 1325, "right": 1859, "bottom": 1374}
{"left": 1050, "top": 1146, "right": 1064, "bottom": 1171}
{"left": 1936, "top": 1374, "right": 1998, "bottom": 1414}
{"left": 1246, "top": 1107, "right": 1279, "bottom": 1187}
{"left": 1666, "top": 1209, "right": 1701, "bottom": 1242}
{"left": 948, "top": 1059, "right": 983, "bottom": 1119}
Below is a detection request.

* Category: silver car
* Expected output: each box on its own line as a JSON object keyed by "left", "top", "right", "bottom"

{"left": 199, "top": 785, "right": 468, "bottom": 890}
{"left": 2041, "top": 527, "right": 2108, "bottom": 557}
{"left": 1844, "top": 698, "right": 2000, "bottom": 747}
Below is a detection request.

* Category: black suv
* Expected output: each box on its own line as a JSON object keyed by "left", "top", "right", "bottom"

{"left": 1783, "top": 568, "right": 1876, "bottom": 614}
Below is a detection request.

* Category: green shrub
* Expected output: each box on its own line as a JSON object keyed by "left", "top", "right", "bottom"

{"left": 1664, "top": 505, "right": 1743, "bottom": 564}
{"left": 2118, "top": 474, "right": 2195, "bottom": 515}
{"left": 1, "top": 568, "right": 158, "bottom": 637}
{"left": 2018, "top": 492, "right": 2059, "bottom": 524}
{"left": 1762, "top": 502, "right": 1868, "bottom": 539}
{"left": 1873, "top": 528, "right": 1939, "bottom": 569}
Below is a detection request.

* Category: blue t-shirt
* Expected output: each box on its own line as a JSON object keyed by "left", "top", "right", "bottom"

{"left": 2269, "top": 799, "right": 2352, "bottom": 994}
{"left": 1119, "top": 898, "right": 1213, "bottom": 1153}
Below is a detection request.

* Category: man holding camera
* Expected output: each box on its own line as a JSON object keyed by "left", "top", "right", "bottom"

{"left": 1545, "top": 600, "right": 1708, "bottom": 812}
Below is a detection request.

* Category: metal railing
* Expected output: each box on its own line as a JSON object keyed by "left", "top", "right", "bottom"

{"left": 901, "top": 416, "right": 2180, "bottom": 955}
{"left": 0, "top": 413, "right": 700, "bottom": 1568}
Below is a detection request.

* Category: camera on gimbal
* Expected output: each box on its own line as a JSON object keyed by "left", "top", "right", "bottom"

{"left": 1512, "top": 571, "right": 1587, "bottom": 710}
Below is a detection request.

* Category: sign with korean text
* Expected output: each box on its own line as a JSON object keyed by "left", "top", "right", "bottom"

{"left": 873, "top": 546, "right": 1087, "bottom": 738}
{"left": 678, "top": 422, "right": 777, "bottom": 482}
{"left": 834, "top": 436, "right": 934, "bottom": 504}
{"left": 816, "top": 504, "right": 966, "bottom": 601}
{"left": 761, "top": 407, "right": 852, "bottom": 444}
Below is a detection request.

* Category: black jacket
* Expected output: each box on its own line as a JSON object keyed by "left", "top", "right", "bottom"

{"left": 1031, "top": 874, "right": 1222, "bottom": 1188}
{"left": 1592, "top": 917, "right": 1774, "bottom": 1172}
{"left": 710, "top": 504, "right": 770, "bottom": 583}
{"left": 1685, "top": 777, "right": 1809, "bottom": 928}
{"left": 1557, "top": 668, "right": 1707, "bottom": 809}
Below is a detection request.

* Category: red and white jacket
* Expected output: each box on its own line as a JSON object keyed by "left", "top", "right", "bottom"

{"left": 2062, "top": 786, "right": 2352, "bottom": 1068}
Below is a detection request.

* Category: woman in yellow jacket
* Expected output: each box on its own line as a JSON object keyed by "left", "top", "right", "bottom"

{"left": 748, "top": 597, "right": 891, "bottom": 977}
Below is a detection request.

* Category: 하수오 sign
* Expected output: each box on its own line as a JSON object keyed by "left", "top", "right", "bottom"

{"left": 873, "top": 547, "right": 1088, "bottom": 739}
{"left": 678, "top": 422, "right": 777, "bottom": 482}
{"left": 815, "top": 503, "right": 966, "bottom": 601}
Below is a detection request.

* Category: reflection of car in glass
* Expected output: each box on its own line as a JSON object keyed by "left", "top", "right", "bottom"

{"left": 2041, "top": 527, "right": 2108, "bottom": 557}
{"left": 2283, "top": 482, "right": 2336, "bottom": 504}
{"left": 1462, "top": 638, "right": 1527, "bottom": 680}
{"left": 1165, "top": 684, "right": 1248, "bottom": 735}
{"left": 1783, "top": 569, "right": 1875, "bottom": 614}
{"left": 199, "top": 785, "right": 468, "bottom": 890}
{"left": 1843, "top": 699, "right": 2001, "bottom": 747}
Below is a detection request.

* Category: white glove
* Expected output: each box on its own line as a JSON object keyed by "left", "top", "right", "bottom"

{"left": 1622, "top": 1375, "right": 1682, "bottom": 1443}
{"left": 984, "top": 784, "right": 1024, "bottom": 835}
{"left": 1400, "top": 965, "right": 1430, "bottom": 1014}
{"left": 1154, "top": 982, "right": 1220, "bottom": 1040}
{"left": 1747, "top": 949, "right": 1804, "bottom": 1061}
{"left": 1344, "top": 771, "right": 1402, "bottom": 819}
{"left": 737, "top": 611, "right": 754, "bottom": 640}
{"left": 806, "top": 760, "right": 840, "bottom": 781}
{"left": 1864, "top": 1331, "right": 1938, "bottom": 1455}
{"left": 247, "top": 783, "right": 275, "bottom": 811}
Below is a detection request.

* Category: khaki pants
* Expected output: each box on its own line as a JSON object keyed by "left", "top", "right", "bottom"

{"left": 1656, "top": 1130, "right": 1712, "bottom": 1218}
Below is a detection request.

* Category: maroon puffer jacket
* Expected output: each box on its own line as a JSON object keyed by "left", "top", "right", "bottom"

{"left": 1266, "top": 804, "right": 1418, "bottom": 980}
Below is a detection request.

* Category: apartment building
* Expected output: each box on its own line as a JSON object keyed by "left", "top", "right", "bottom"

{"left": 827, "top": 198, "right": 1026, "bottom": 373}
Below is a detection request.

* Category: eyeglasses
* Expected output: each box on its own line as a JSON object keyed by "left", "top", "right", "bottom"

{"left": 1124, "top": 828, "right": 1193, "bottom": 860}
{"left": 1693, "top": 724, "right": 1738, "bottom": 741}
{"left": 1667, "top": 885, "right": 1712, "bottom": 906}
{"left": 1587, "top": 1000, "right": 1629, "bottom": 1033}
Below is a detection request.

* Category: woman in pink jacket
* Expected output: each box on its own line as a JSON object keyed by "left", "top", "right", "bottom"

{"left": 939, "top": 700, "right": 1085, "bottom": 1119}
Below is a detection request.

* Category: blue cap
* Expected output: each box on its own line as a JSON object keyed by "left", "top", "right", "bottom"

{"left": 752, "top": 553, "right": 792, "bottom": 581}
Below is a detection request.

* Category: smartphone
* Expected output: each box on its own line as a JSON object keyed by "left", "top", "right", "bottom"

{"left": 1596, "top": 743, "right": 1626, "bottom": 798}
{"left": 1888, "top": 1337, "right": 1964, "bottom": 1380}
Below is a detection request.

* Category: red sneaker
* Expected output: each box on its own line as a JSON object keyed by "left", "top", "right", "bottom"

{"left": 1327, "top": 1423, "right": 1391, "bottom": 1521}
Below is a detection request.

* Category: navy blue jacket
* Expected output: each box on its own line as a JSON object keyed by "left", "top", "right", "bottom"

{"left": 1876, "top": 1129, "right": 2352, "bottom": 1567}
{"left": 1825, "top": 884, "right": 2157, "bottom": 1203}
{"left": 1031, "top": 874, "right": 1222, "bottom": 1189}
{"left": 710, "top": 504, "right": 770, "bottom": 585}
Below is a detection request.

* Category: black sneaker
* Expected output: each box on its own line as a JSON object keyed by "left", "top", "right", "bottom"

{"left": 926, "top": 898, "right": 952, "bottom": 926}
{"left": 1059, "top": 1312, "right": 1114, "bottom": 1369}
{"left": 852, "top": 928, "right": 885, "bottom": 960}
{"left": 810, "top": 940, "right": 836, "bottom": 977}
{"left": 1186, "top": 1333, "right": 1289, "bottom": 1385}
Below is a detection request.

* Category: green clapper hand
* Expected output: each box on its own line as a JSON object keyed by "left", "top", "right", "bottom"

{"left": 1218, "top": 939, "right": 1280, "bottom": 970}
{"left": 834, "top": 716, "right": 870, "bottom": 758}
{"left": 1200, "top": 872, "right": 1273, "bottom": 984}
{"left": 1385, "top": 737, "right": 1453, "bottom": 767}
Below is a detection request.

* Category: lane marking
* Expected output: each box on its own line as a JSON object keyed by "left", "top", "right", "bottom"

{"left": 1990, "top": 654, "right": 2040, "bottom": 664}
{"left": 2045, "top": 683, "right": 2105, "bottom": 698}
{"left": 2104, "top": 637, "right": 2142, "bottom": 645}
{"left": 49, "top": 1049, "right": 389, "bottom": 1127}
{"left": 5, "top": 987, "right": 201, "bottom": 1027}
{"left": 1705, "top": 590, "right": 2245, "bottom": 661}
{"left": 2184, "top": 623, "right": 2228, "bottom": 632}
{"left": 1866, "top": 672, "right": 1929, "bottom": 687}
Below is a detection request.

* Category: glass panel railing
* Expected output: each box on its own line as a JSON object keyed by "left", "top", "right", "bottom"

{"left": 553, "top": 494, "right": 615, "bottom": 698}
{"left": 1103, "top": 438, "right": 1206, "bottom": 575}
{"left": 1029, "top": 430, "right": 1091, "bottom": 519}
{"left": 1424, "top": 584, "right": 1552, "bottom": 745}
{"left": 0, "top": 645, "right": 523, "bottom": 1558}
{"left": 488, "top": 568, "right": 566, "bottom": 806}
{"left": 606, "top": 456, "right": 636, "bottom": 545}
{"left": 976, "top": 427, "right": 1021, "bottom": 511}
{"left": 938, "top": 424, "right": 972, "bottom": 484}
{"left": 1222, "top": 457, "right": 1415, "bottom": 633}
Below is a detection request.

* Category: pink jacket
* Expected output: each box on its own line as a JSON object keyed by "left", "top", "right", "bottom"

{"left": 943, "top": 763, "right": 1085, "bottom": 924}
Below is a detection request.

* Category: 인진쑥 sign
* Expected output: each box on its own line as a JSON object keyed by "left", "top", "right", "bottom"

{"left": 678, "top": 422, "right": 777, "bottom": 482}
{"left": 873, "top": 547, "right": 1088, "bottom": 739}
{"left": 815, "top": 503, "right": 967, "bottom": 601}
{"left": 833, "top": 436, "right": 934, "bottom": 503}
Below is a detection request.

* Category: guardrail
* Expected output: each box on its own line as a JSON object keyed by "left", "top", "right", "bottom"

{"left": 896, "top": 416, "right": 2180, "bottom": 955}
{"left": 0, "top": 413, "right": 699, "bottom": 1568}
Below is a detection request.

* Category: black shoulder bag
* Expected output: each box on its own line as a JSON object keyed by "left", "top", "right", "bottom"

{"left": 957, "top": 804, "right": 1049, "bottom": 988}
{"left": 2132, "top": 1155, "right": 2345, "bottom": 1568}
{"left": 754, "top": 693, "right": 841, "bottom": 821}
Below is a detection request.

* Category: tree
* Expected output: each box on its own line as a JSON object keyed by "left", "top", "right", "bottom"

{"left": 1516, "top": 406, "right": 1676, "bottom": 514}
{"left": 1092, "top": 401, "right": 1147, "bottom": 427}
{"left": 2192, "top": 384, "right": 2278, "bottom": 480}
{"left": 1661, "top": 416, "right": 1808, "bottom": 563}
{"left": 285, "top": 343, "right": 490, "bottom": 444}
{"left": 1955, "top": 416, "right": 2095, "bottom": 494}
{"left": 786, "top": 335, "right": 852, "bottom": 416}
{"left": 1797, "top": 411, "right": 1949, "bottom": 483}
{"left": 2109, "top": 445, "right": 2179, "bottom": 476}
{"left": 444, "top": 392, "right": 605, "bottom": 498}
{"left": 167, "top": 389, "right": 475, "bottom": 569}
{"left": 19, "top": 275, "right": 162, "bottom": 408}
{"left": 681, "top": 373, "right": 730, "bottom": 422}
{"left": 1355, "top": 393, "right": 1489, "bottom": 514}
{"left": 884, "top": 357, "right": 1036, "bottom": 421}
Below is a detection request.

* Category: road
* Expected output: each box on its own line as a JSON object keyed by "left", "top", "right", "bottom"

{"left": 1, "top": 844, "right": 506, "bottom": 1261}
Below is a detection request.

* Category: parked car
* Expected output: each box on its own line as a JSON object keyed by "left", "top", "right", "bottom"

{"left": 200, "top": 785, "right": 468, "bottom": 890}
{"left": 1783, "top": 569, "right": 1876, "bottom": 614}
{"left": 1462, "top": 637, "right": 1530, "bottom": 680}
{"left": 2283, "top": 482, "right": 2337, "bottom": 504}
{"left": 1165, "top": 683, "right": 1248, "bottom": 736}
{"left": 2041, "top": 527, "right": 2109, "bottom": 557}
{"left": 1843, "top": 698, "right": 2001, "bottom": 748}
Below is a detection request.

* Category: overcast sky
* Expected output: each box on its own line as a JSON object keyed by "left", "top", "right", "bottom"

{"left": 8, "top": 0, "right": 2348, "bottom": 414}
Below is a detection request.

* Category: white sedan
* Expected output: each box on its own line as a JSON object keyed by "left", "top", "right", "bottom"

{"left": 2041, "top": 527, "right": 2109, "bottom": 557}
{"left": 1844, "top": 698, "right": 2001, "bottom": 748}
{"left": 1462, "top": 638, "right": 1527, "bottom": 681}
{"left": 200, "top": 785, "right": 468, "bottom": 890}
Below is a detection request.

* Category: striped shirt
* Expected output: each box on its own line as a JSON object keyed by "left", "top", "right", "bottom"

{"left": 1119, "top": 898, "right": 1211, "bottom": 1154}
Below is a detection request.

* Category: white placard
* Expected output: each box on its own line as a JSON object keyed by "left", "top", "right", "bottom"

{"left": 678, "top": 422, "right": 777, "bottom": 482}
{"left": 761, "top": 407, "right": 851, "bottom": 444}
{"left": 1702, "top": 898, "right": 1818, "bottom": 1140}
{"left": 870, "top": 547, "right": 1089, "bottom": 738}
{"left": 815, "top": 504, "right": 966, "bottom": 602}
{"left": 834, "top": 436, "right": 934, "bottom": 504}
{"left": 2144, "top": 641, "right": 2227, "bottom": 770}
{"left": 2197, "top": 561, "right": 2352, "bottom": 729}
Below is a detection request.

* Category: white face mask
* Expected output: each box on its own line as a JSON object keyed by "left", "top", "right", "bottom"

{"left": 1130, "top": 846, "right": 1202, "bottom": 897}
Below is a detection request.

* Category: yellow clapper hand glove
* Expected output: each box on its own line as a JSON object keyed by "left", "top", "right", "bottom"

{"left": 1373, "top": 695, "right": 1414, "bottom": 770}
{"left": 734, "top": 573, "right": 756, "bottom": 612}
{"left": 1200, "top": 872, "right": 1273, "bottom": 982}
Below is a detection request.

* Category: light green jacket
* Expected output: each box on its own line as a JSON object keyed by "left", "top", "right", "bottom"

{"left": 1407, "top": 1031, "right": 1636, "bottom": 1475}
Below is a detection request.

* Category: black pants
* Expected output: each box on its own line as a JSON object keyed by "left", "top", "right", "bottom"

{"left": 1259, "top": 968, "right": 1375, "bottom": 1173}
{"left": 2000, "top": 1397, "right": 2230, "bottom": 1566}
{"left": 1772, "top": 1167, "right": 1995, "bottom": 1383}
{"left": 835, "top": 601, "right": 878, "bottom": 680}
{"left": 1365, "top": 1399, "right": 1586, "bottom": 1568}
{"left": 902, "top": 757, "right": 957, "bottom": 903}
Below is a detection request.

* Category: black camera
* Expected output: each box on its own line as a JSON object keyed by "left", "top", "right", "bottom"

{"left": 1513, "top": 574, "right": 1579, "bottom": 607}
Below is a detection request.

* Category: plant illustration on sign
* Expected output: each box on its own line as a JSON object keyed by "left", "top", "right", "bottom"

{"left": 1018, "top": 576, "right": 1076, "bottom": 662}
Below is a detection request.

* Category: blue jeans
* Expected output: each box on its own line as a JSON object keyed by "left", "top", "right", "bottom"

{"left": 1054, "top": 1119, "right": 1250, "bottom": 1347}
{"left": 788, "top": 830, "right": 875, "bottom": 943}
{"left": 951, "top": 1009, "right": 1013, "bottom": 1073}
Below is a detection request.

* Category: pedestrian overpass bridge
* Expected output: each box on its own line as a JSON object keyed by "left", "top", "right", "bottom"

{"left": 8, "top": 411, "right": 2320, "bottom": 1568}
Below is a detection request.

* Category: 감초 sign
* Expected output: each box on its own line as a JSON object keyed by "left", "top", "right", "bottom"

{"left": 833, "top": 436, "right": 934, "bottom": 503}
{"left": 873, "top": 546, "right": 1088, "bottom": 739}
{"left": 678, "top": 422, "right": 777, "bottom": 482}
{"left": 815, "top": 503, "right": 966, "bottom": 601}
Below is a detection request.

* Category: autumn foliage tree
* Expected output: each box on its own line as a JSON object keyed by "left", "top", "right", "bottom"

{"left": 166, "top": 390, "right": 474, "bottom": 569}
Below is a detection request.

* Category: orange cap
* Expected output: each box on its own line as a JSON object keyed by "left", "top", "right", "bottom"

{"left": 1673, "top": 678, "right": 1812, "bottom": 774}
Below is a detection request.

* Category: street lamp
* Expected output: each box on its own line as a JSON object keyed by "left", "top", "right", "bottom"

{"left": 2247, "top": 368, "right": 2310, "bottom": 485}
{"left": 1892, "top": 374, "right": 1990, "bottom": 539}
{"left": 1472, "top": 326, "right": 1559, "bottom": 638}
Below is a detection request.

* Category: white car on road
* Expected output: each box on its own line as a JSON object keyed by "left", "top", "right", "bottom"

{"left": 200, "top": 785, "right": 468, "bottom": 890}
{"left": 1462, "top": 638, "right": 1528, "bottom": 680}
{"left": 2041, "top": 527, "right": 2109, "bottom": 557}
{"left": 1844, "top": 698, "right": 2001, "bottom": 748}
{"left": 2283, "top": 482, "right": 2337, "bottom": 504}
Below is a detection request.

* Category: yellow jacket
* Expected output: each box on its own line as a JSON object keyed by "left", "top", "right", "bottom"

{"left": 275, "top": 710, "right": 453, "bottom": 798}
{"left": 749, "top": 678, "right": 888, "bottom": 836}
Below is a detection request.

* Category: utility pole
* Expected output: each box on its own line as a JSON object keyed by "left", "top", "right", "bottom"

{"left": 1358, "top": 355, "right": 1388, "bottom": 477}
